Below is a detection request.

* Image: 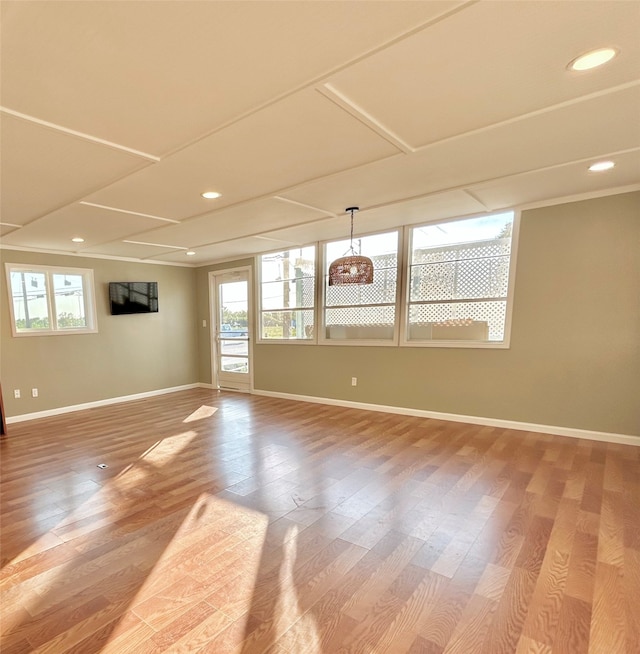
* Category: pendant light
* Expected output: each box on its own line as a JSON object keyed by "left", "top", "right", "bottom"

{"left": 328, "top": 207, "right": 374, "bottom": 286}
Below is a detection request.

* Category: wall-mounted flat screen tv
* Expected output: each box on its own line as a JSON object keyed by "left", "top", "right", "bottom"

{"left": 109, "top": 282, "right": 158, "bottom": 315}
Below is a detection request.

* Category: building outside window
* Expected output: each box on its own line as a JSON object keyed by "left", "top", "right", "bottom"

{"left": 5, "top": 264, "right": 97, "bottom": 336}
{"left": 256, "top": 211, "right": 517, "bottom": 348}
{"left": 405, "top": 211, "right": 517, "bottom": 346}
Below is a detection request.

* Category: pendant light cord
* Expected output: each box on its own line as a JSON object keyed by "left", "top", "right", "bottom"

{"left": 345, "top": 206, "right": 359, "bottom": 256}
{"left": 349, "top": 208, "right": 355, "bottom": 255}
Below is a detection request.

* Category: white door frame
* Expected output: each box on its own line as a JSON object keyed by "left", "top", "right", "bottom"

{"left": 209, "top": 266, "right": 253, "bottom": 392}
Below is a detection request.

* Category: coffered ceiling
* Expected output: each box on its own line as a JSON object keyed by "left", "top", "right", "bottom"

{"left": 1, "top": 1, "right": 639, "bottom": 266}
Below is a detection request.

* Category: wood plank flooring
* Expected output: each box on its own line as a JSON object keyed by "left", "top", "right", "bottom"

{"left": 1, "top": 389, "right": 638, "bottom": 653}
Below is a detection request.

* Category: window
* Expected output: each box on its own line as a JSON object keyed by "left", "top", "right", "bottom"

{"left": 405, "top": 212, "right": 517, "bottom": 346}
{"left": 6, "top": 264, "right": 97, "bottom": 336}
{"left": 258, "top": 246, "right": 315, "bottom": 340}
{"left": 322, "top": 230, "right": 399, "bottom": 342}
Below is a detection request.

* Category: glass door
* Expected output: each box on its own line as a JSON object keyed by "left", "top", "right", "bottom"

{"left": 211, "top": 268, "right": 251, "bottom": 392}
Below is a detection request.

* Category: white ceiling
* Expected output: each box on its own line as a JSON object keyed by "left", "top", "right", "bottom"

{"left": 1, "top": 0, "right": 639, "bottom": 266}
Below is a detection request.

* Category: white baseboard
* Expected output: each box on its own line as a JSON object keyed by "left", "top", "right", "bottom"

{"left": 7, "top": 384, "right": 638, "bottom": 447}
{"left": 5, "top": 384, "right": 203, "bottom": 424}
{"left": 252, "top": 389, "right": 640, "bottom": 447}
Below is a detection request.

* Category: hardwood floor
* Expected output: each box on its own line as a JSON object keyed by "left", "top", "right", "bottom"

{"left": 1, "top": 389, "right": 638, "bottom": 653}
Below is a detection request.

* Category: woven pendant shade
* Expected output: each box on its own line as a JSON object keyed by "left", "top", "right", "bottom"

{"left": 328, "top": 254, "right": 374, "bottom": 285}
{"left": 328, "top": 206, "right": 374, "bottom": 286}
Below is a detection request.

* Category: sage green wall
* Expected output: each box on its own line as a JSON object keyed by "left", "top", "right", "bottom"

{"left": 9, "top": 192, "right": 635, "bottom": 432}
{"left": 252, "top": 192, "right": 640, "bottom": 436}
{"left": 1, "top": 251, "right": 199, "bottom": 417}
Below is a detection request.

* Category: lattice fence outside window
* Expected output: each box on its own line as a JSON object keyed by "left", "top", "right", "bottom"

{"left": 407, "top": 213, "right": 515, "bottom": 343}
{"left": 324, "top": 231, "right": 399, "bottom": 341}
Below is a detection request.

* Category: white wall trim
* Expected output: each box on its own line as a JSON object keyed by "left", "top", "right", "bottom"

{"left": 0, "top": 106, "right": 161, "bottom": 161}
{"left": 0, "top": 244, "right": 195, "bottom": 267}
{"left": 252, "top": 389, "right": 640, "bottom": 446}
{"left": 5, "top": 384, "right": 202, "bottom": 424}
{"left": 7, "top": 383, "right": 638, "bottom": 446}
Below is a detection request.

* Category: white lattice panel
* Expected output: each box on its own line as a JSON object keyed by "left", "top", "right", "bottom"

{"left": 371, "top": 252, "right": 398, "bottom": 268}
{"left": 409, "top": 301, "right": 507, "bottom": 340}
{"left": 412, "top": 239, "right": 511, "bottom": 264}
{"left": 326, "top": 269, "right": 397, "bottom": 307}
{"left": 326, "top": 305, "right": 396, "bottom": 326}
{"left": 410, "top": 257, "right": 510, "bottom": 301}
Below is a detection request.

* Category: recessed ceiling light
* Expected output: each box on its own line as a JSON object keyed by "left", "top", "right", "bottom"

{"left": 568, "top": 47, "right": 618, "bottom": 71}
{"left": 588, "top": 160, "right": 615, "bottom": 172}
{"left": 186, "top": 250, "right": 196, "bottom": 256}
{"left": 201, "top": 191, "right": 221, "bottom": 199}
{"left": 71, "top": 237, "right": 85, "bottom": 243}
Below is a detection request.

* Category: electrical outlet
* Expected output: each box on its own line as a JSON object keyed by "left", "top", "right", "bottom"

{"left": 32, "top": 388, "right": 39, "bottom": 398}
{"left": 14, "top": 389, "right": 21, "bottom": 399}
{"left": 351, "top": 377, "right": 357, "bottom": 386}
{"left": 202, "top": 319, "right": 207, "bottom": 328}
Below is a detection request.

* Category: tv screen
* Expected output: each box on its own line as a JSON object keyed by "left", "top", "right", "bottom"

{"left": 109, "top": 282, "right": 158, "bottom": 315}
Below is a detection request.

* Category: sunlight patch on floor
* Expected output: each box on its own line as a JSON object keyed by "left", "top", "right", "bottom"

{"left": 127, "top": 492, "right": 269, "bottom": 610}
{"left": 136, "top": 430, "right": 198, "bottom": 465}
{"left": 4, "top": 426, "right": 274, "bottom": 650}
{"left": 183, "top": 405, "right": 218, "bottom": 423}
{"left": 4, "top": 430, "right": 201, "bottom": 607}
{"left": 6, "top": 531, "right": 66, "bottom": 567}
{"left": 275, "top": 524, "right": 322, "bottom": 652}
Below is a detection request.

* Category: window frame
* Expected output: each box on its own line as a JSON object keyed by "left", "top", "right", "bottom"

{"left": 255, "top": 244, "right": 318, "bottom": 344}
{"left": 254, "top": 211, "right": 519, "bottom": 350}
{"left": 319, "top": 227, "right": 403, "bottom": 347}
{"left": 5, "top": 263, "right": 98, "bottom": 337}
{"left": 400, "top": 211, "right": 520, "bottom": 349}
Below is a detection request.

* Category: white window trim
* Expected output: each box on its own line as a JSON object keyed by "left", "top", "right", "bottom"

{"left": 253, "top": 212, "right": 519, "bottom": 350}
{"left": 399, "top": 211, "right": 520, "bottom": 349}
{"left": 319, "top": 227, "right": 402, "bottom": 347}
{"left": 255, "top": 244, "right": 318, "bottom": 345}
{"left": 5, "top": 263, "right": 98, "bottom": 337}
